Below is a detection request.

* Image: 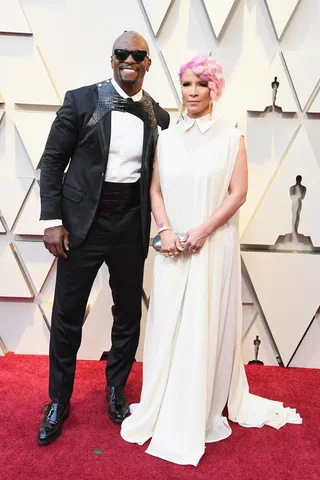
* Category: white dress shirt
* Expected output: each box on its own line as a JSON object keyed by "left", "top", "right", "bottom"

{"left": 43, "top": 78, "right": 144, "bottom": 230}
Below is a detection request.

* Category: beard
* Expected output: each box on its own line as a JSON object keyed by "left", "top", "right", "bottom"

{"left": 119, "top": 69, "right": 139, "bottom": 85}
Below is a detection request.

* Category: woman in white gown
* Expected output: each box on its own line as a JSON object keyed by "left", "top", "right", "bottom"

{"left": 120, "top": 55, "right": 301, "bottom": 466}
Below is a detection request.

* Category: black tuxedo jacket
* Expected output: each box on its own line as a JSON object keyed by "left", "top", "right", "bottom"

{"left": 39, "top": 80, "right": 170, "bottom": 257}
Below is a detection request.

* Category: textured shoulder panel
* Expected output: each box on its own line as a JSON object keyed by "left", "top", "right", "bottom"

{"left": 80, "top": 80, "right": 157, "bottom": 139}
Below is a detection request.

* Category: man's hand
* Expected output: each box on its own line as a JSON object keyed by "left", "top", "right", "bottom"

{"left": 43, "top": 226, "right": 69, "bottom": 259}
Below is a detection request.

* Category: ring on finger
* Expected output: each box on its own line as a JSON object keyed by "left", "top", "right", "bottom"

{"left": 192, "top": 248, "right": 197, "bottom": 253}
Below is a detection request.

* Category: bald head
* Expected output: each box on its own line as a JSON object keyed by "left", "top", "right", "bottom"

{"left": 112, "top": 31, "right": 149, "bottom": 55}
{"left": 111, "top": 30, "right": 151, "bottom": 96}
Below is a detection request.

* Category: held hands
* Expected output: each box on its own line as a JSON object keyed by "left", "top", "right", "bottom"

{"left": 182, "top": 226, "right": 209, "bottom": 255}
{"left": 160, "top": 230, "right": 183, "bottom": 257}
{"left": 160, "top": 225, "right": 210, "bottom": 257}
{"left": 43, "top": 226, "right": 69, "bottom": 259}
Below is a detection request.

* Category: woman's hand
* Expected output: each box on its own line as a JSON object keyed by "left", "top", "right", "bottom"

{"left": 182, "top": 226, "right": 210, "bottom": 255}
{"left": 160, "top": 230, "right": 183, "bottom": 257}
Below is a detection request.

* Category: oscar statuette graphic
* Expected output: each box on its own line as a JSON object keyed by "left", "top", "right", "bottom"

{"left": 271, "top": 76, "right": 279, "bottom": 107}
{"left": 263, "top": 76, "right": 282, "bottom": 113}
{"left": 249, "top": 335, "right": 264, "bottom": 365}
{"left": 275, "top": 175, "right": 313, "bottom": 251}
{"left": 254, "top": 75, "right": 283, "bottom": 114}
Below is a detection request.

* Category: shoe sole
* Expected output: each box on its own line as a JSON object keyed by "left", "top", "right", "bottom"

{"left": 38, "top": 409, "right": 70, "bottom": 445}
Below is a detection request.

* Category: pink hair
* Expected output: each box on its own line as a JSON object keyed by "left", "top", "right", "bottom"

{"left": 178, "top": 55, "right": 225, "bottom": 101}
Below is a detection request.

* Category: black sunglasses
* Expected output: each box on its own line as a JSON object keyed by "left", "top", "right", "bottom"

{"left": 114, "top": 49, "right": 148, "bottom": 63}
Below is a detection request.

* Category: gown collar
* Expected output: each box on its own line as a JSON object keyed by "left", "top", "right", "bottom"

{"left": 182, "top": 113, "right": 218, "bottom": 134}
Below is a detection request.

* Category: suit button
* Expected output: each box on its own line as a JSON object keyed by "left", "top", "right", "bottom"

{"left": 101, "top": 173, "right": 104, "bottom": 177}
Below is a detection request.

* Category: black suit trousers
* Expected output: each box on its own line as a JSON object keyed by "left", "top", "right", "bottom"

{"left": 49, "top": 205, "right": 145, "bottom": 404}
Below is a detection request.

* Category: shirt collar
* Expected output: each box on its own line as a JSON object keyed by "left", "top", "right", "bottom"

{"left": 111, "top": 78, "right": 143, "bottom": 102}
{"left": 182, "top": 113, "right": 218, "bottom": 134}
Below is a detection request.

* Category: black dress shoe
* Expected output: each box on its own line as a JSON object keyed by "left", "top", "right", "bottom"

{"left": 38, "top": 401, "right": 70, "bottom": 445}
{"left": 107, "top": 386, "right": 130, "bottom": 423}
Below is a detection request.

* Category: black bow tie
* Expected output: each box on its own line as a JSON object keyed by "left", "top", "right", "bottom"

{"left": 115, "top": 96, "right": 145, "bottom": 122}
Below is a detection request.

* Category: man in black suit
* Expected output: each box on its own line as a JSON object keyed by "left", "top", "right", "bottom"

{"left": 38, "top": 30, "right": 170, "bottom": 445}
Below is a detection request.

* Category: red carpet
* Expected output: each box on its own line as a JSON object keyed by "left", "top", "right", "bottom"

{"left": 0, "top": 354, "right": 319, "bottom": 480}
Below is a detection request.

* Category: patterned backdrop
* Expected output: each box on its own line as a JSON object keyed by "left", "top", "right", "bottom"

{"left": 0, "top": 0, "right": 320, "bottom": 368}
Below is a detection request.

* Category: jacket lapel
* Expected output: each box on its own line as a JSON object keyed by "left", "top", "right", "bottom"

{"left": 90, "top": 80, "right": 158, "bottom": 179}
{"left": 97, "top": 110, "right": 112, "bottom": 167}
{"left": 141, "top": 120, "right": 158, "bottom": 192}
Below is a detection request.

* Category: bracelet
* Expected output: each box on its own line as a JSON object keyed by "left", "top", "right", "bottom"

{"left": 158, "top": 226, "right": 172, "bottom": 234}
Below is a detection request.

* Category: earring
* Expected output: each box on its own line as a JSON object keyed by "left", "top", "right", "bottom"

{"left": 179, "top": 99, "right": 185, "bottom": 120}
{"left": 209, "top": 99, "right": 213, "bottom": 120}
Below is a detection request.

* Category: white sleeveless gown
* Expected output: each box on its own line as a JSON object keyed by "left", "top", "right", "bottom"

{"left": 120, "top": 115, "right": 302, "bottom": 466}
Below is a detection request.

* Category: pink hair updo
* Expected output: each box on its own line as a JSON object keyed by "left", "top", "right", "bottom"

{"left": 178, "top": 55, "right": 225, "bottom": 102}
